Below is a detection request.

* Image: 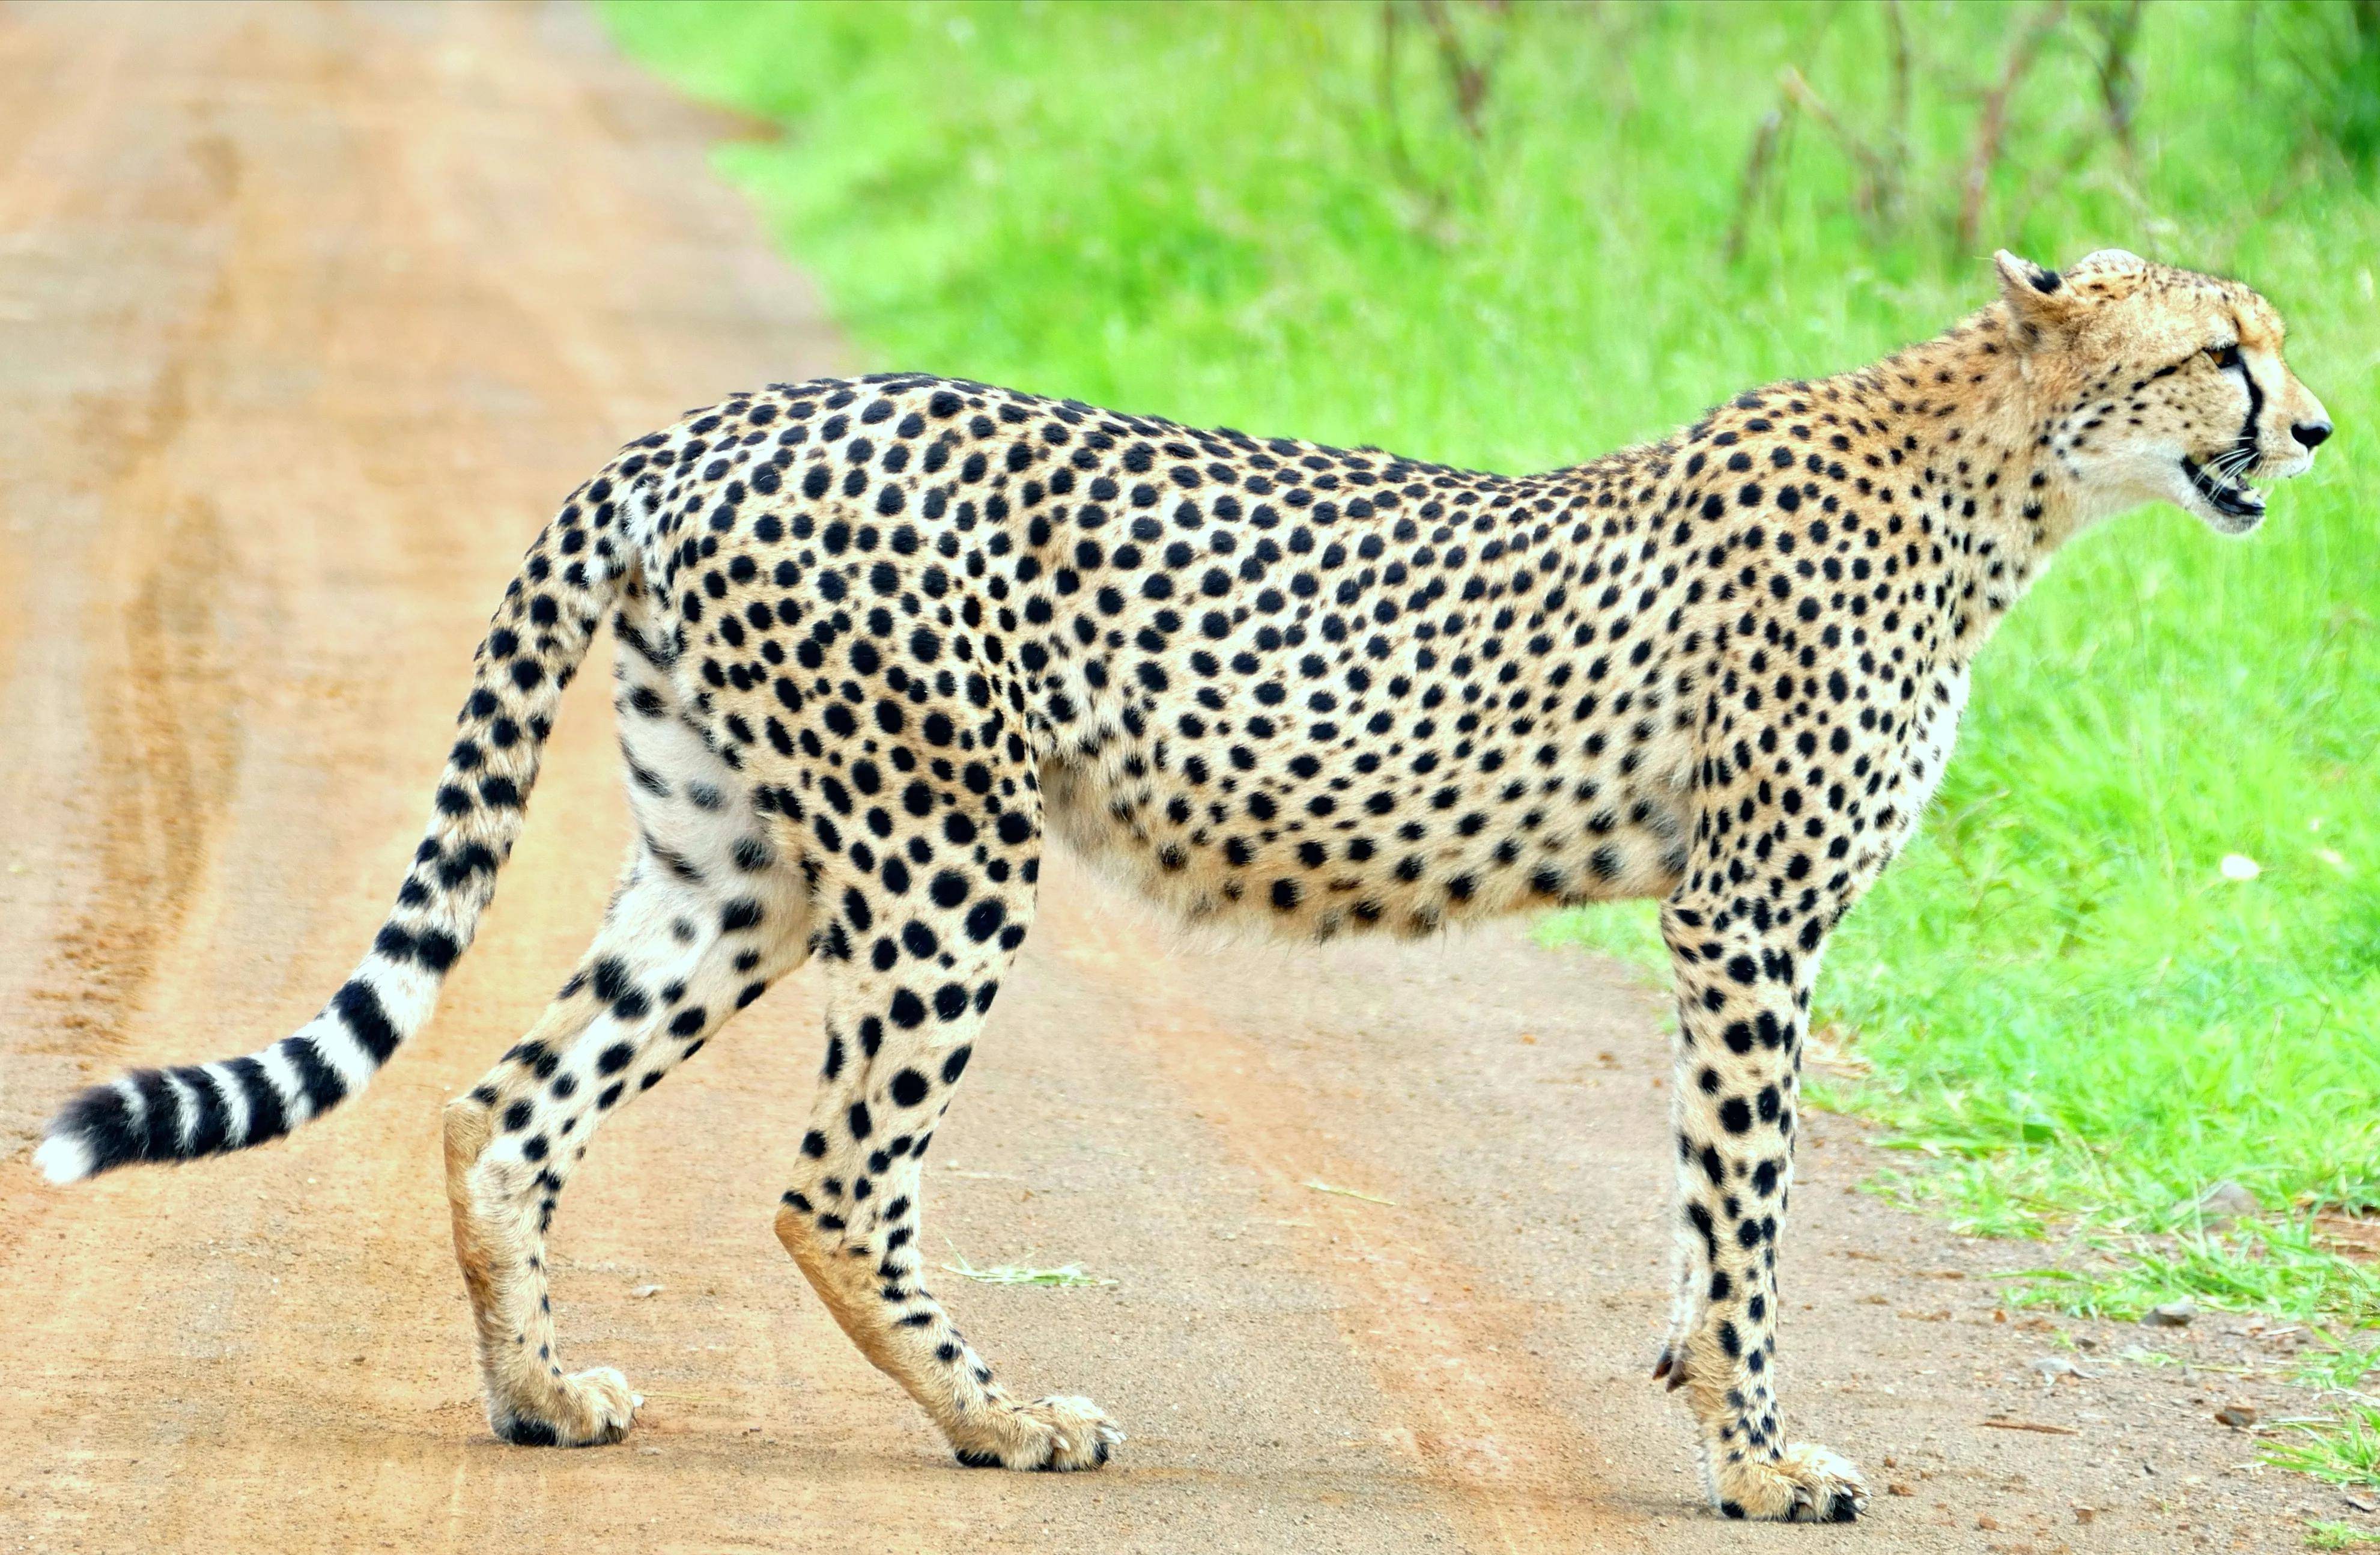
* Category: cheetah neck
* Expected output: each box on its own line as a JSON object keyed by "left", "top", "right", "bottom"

{"left": 1840, "top": 307, "right": 2086, "bottom": 656}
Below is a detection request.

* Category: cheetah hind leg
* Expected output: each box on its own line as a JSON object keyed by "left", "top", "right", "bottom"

{"left": 771, "top": 868, "right": 1122, "bottom": 1471}
{"left": 445, "top": 842, "right": 809, "bottom": 1446}
{"left": 445, "top": 1067, "right": 640, "bottom": 1448}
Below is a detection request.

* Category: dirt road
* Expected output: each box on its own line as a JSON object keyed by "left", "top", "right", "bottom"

{"left": 0, "top": 5, "right": 2343, "bottom": 1551}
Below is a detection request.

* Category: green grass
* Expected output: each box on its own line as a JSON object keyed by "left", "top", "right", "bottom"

{"left": 940, "top": 1249, "right": 1116, "bottom": 1289}
{"left": 2272, "top": 1407, "right": 2380, "bottom": 1491}
{"left": 2300, "top": 1336, "right": 2380, "bottom": 1394}
{"left": 1999, "top": 1219, "right": 2380, "bottom": 1327}
{"left": 602, "top": 0, "right": 2380, "bottom": 1429}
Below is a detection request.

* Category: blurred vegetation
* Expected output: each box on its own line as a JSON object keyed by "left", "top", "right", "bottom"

{"left": 604, "top": 0, "right": 2380, "bottom": 1361}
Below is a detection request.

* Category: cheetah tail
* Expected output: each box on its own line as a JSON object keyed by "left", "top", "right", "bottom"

{"left": 35, "top": 472, "right": 644, "bottom": 1184}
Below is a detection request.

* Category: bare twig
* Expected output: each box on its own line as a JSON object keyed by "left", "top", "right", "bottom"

{"left": 1957, "top": 0, "right": 2070, "bottom": 251}
{"left": 1726, "top": 102, "right": 1794, "bottom": 263}
{"left": 1375, "top": 0, "right": 1510, "bottom": 225}
{"left": 1416, "top": 0, "right": 1510, "bottom": 142}
{"left": 1883, "top": 0, "right": 1913, "bottom": 198}
{"left": 1981, "top": 1419, "right": 2081, "bottom": 1435}
{"left": 1726, "top": 0, "right": 1920, "bottom": 261}
{"left": 1377, "top": 1, "right": 1422, "bottom": 191}
{"left": 1780, "top": 66, "right": 1893, "bottom": 193}
{"left": 2090, "top": 0, "right": 2146, "bottom": 161}
{"left": 1727, "top": 62, "right": 1891, "bottom": 263}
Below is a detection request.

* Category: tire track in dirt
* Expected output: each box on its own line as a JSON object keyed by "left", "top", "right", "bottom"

{"left": 1034, "top": 872, "right": 1632, "bottom": 1555}
{"left": 47, "top": 279, "right": 247, "bottom": 1067}
{"left": 0, "top": 47, "right": 258, "bottom": 1250}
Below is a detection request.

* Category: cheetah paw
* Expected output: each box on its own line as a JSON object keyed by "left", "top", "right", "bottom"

{"left": 1714, "top": 1442, "right": 1867, "bottom": 1523}
{"left": 491, "top": 1366, "right": 642, "bottom": 1447}
{"left": 952, "top": 1394, "right": 1123, "bottom": 1471}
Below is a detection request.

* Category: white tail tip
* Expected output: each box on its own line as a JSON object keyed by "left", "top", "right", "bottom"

{"left": 34, "top": 1133, "right": 94, "bottom": 1184}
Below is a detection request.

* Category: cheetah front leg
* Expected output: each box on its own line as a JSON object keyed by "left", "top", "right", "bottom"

{"left": 1654, "top": 889, "right": 1867, "bottom": 1523}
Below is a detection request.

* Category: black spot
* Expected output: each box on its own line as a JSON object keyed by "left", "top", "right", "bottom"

{"left": 963, "top": 899, "right": 1006, "bottom": 942}
{"left": 333, "top": 979, "right": 400, "bottom": 1064}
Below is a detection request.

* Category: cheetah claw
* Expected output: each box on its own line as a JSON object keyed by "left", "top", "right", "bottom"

{"left": 951, "top": 1395, "right": 1123, "bottom": 1471}
{"left": 490, "top": 1365, "right": 640, "bottom": 1447}
{"left": 1714, "top": 1443, "right": 1868, "bottom": 1523}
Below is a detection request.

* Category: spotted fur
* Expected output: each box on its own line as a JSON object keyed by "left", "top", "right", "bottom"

{"left": 38, "top": 250, "right": 2330, "bottom": 1516}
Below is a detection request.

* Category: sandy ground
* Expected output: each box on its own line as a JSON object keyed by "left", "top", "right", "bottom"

{"left": 0, "top": 5, "right": 2358, "bottom": 1552}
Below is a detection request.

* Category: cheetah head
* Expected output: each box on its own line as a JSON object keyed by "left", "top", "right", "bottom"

{"left": 1994, "top": 247, "right": 2332, "bottom": 535}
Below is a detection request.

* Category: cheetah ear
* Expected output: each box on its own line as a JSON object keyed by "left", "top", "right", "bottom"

{"left": 1993, "top": 249, "right": 2078, "bottom": 350}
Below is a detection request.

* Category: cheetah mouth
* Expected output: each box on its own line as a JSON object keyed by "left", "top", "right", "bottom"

{"left": 2179, "top": 455, "right": 2266, "bottom": 522}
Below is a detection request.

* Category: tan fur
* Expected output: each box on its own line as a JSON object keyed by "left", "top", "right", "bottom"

{"left": 441, "top": 1098, "right": 496, "bottom": 1311}
{"left": 445, "top": 996, "right": 639, "bottom": 1447}
{"left": 776, "top": 1204, "right": 1119, "bottom": 1468}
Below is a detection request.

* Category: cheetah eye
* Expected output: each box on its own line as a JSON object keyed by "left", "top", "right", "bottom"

{"left": 2206, "top": 342, "right": 2242, "bottom": 370}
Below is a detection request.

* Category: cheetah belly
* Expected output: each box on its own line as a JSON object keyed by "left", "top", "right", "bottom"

{"left": 1040, "top": 721, "right": 1697, "bottom": 940}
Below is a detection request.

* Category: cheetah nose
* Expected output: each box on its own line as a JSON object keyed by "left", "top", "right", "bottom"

{"left": 2292, "top": 419, "right": 2333, "bottom": 449}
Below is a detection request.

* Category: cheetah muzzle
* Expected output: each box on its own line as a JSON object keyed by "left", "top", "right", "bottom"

{"left": 35, "top": 247, "right": 2330, "bottom": 1523}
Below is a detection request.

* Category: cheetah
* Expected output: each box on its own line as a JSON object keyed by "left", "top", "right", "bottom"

{"left": 37, "top": 249, "right": 2330, "bottom": 1521}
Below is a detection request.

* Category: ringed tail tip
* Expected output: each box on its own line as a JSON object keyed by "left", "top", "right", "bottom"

{"left": 34, "top": 1129, "right": 95, "bottom": 1185}
{"left": 32, "top": 467, "right": 627, "bottom": 1185}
